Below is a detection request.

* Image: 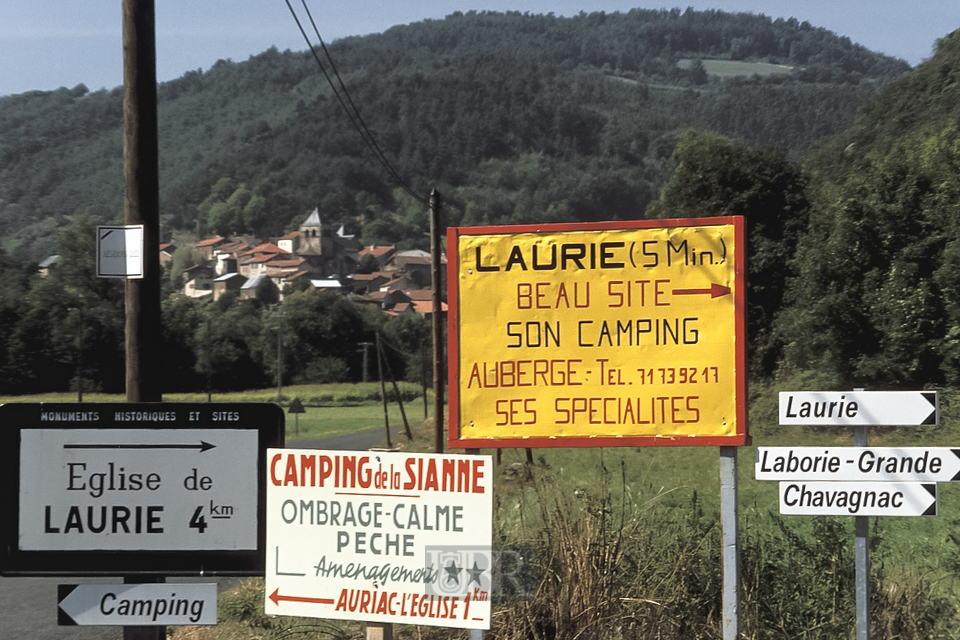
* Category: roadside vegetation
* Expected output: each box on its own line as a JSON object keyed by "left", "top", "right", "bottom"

{"left": 55, "top": 381, "right": 941, "bottom": 639}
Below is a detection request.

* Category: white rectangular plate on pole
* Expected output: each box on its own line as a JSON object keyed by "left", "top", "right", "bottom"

{"left": 757, "top": 447, "right": 960, "bottom": 482}
{"left": 58, "top": 583, "right": 217, "bottom": 626}
{"left": 97, "top": 224, "right": 144, "bottom": 278}
{"left": 779, "top": 391, "right": 938, "bottom": 426}
{"left": 778, "top": 481, "right": 937, "bottom": 516}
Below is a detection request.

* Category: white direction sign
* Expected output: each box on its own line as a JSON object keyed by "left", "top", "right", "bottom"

{"left": 266, "top": 449, "right": 493, "bottom": 630}
{"left": 58, "top": 583, "right": 217, "bottom": 626}
{"left": 757, "top": 447, "right": 960, "bottom": 482}
{"left": 779, "top": 391, "right": 938, "bottom": 426}
{"left": 779, "top": 481, "right": 937, "bottom": 516}
{"left": 97, "top": 225, "right": 144, "bottom": 279}
{"left": 20, "top": 427, "right": 258, "bottom": 551}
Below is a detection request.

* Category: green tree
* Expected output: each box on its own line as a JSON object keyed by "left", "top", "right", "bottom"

{"left": 647, "top": 130, "right": 811, "bottom": 375}
{"left": 194, "top": 296, "right": 266, "bottom": 394}
{"left": 280, "top": 290, "right": 382, "bottom": 383}
{"left": 381, "top": 312, "right": 432, "bottom": 383}
{"left": 5, "top": 215, "right": 125, "bottom": 393}
{"left": 160, "top": 295, "right": 204, "bottom": 392}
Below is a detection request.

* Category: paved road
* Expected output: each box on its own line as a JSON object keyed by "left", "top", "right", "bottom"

{"left": 0, "top": 428, "right": 398, "bottom": 640}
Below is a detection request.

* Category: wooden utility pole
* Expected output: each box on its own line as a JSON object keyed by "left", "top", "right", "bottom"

{"left": 122, "top": 2, "right": 163, "bottom": 639}
{"left": 123, "top": 0, "right": 162, "bottom": 403}
{"left": 430, "top": 189, "right": 445, "bottom": 453}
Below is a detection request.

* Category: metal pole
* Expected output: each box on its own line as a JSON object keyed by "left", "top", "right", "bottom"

{"left": 360, "top": 342, "right": 372, "bottom": 383}
{"left": 430, "top": 189, "right": 445, "bottom": 453}
{"left": 123, "top": 0, "right": 162, "bottom": 403}
{"left": 75, "top": 304, "right": 83, "bottom": 402}
{"left": 465, "top": 448, "right": 484, "bottom": 640}
{"left": 123, "top": 576, "right": 164, "bottom": 640}
{"left": 376, "top": 333, "right": 392, "bottom": 449}
{"left": 855, "top": 424, "right": 869, "bottom": 640}
{"left": 720, "top": 446, "right": 740, "bottom": 640}
{"left": 276, "top": 311, "right": 282, "bottom": 404}
{"left": 378, "top": 336, "right": 413, "bottom": 440}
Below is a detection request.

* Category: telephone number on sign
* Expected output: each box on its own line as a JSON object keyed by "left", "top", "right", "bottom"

{"left": 637, "top": 367, "right": 720, "bottom": 385}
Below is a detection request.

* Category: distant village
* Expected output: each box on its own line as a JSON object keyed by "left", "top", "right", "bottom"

{"left": 172, "top": 209, "right": 446, "bottom": 318}
{"left": 32, "top": 209, "right": 444, "bottom": 319}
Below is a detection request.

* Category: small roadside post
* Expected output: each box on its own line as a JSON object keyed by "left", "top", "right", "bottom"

{"left": 288, "top": 397, "right": 305, "bottom": 435}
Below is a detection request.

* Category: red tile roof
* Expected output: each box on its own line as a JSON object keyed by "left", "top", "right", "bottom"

{"left": 242, "top": 242, "right": 289, "bottom": 256}
{"left": 196, "top": 236, "right": 225, "bottom": 247}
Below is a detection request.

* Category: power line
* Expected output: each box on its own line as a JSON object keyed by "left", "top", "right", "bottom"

{"left": 283, "top": 0, "right": 429, "bottom": 206}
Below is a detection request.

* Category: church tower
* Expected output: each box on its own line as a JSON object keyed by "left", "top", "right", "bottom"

{"left": 298, "top": 208, "right": 324, "bottom": 256}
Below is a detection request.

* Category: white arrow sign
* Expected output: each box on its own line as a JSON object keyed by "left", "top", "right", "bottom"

{"left": 58, "top": 583, "right": 217, "bottom": 626}
{"left": 778, "top": 481, "right": 937, "bottom": 517}
{"left": 757, "top": 447, "right": 960, "bottom": 482}
{"left": 779, "top": 391, "right": 938, "bottom": 426}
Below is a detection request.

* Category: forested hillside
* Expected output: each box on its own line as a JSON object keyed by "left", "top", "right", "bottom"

{"left": 776, "top": 29, "right": 960, "bottom": 388}
{"left": 11, "top": 7, "right": 958, "bottom": 396}
{"left": 0, "top": 8, "right": 906, "bottom": 261}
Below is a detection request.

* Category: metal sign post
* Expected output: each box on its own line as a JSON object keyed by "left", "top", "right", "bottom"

{"left": 719, "top": 446, "right": 739, "bottom": 640}
{"left": 854, "top": 426, "right": 869, "bottom": 640}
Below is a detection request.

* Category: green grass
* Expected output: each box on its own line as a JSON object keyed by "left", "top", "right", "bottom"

{"left": 282, "top": 403, "right": 427, "bottom": 441}
{"left": 677, "top": 58, "right": 794, "bottom": 77}
{"left": 0, "top": 382, "right": 431, "bottom": 443}
{"left": 9, "top": 380, "right": 960, "bottom": 637}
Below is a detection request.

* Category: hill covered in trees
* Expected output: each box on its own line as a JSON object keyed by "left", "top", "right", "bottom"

{"left": 0, "top": 8, "right": 907, "bottom": 261}
{"left": 10, "top": 8, "right": 960, "bottom": 395}
{"left": 646, "top": 27, "right": 960, "bottom": 388}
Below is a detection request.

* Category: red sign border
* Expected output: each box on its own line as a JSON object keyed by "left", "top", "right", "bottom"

{"left": 446, "top": 217, "right": 749, "bottom": 448}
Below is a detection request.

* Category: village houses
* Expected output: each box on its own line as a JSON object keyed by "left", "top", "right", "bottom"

{"left": 180, "top": 209, "right": 446, "bottom": 318}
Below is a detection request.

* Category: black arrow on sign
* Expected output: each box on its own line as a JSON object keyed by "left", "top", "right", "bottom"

{"left": 64, "top": 441, "right": 215, "bottom": 452}
{"left": 922, "top": 483, "right": 939, "bottom": 516}
{"left": 57, "top": 585, "right": 78, "bottom": 626}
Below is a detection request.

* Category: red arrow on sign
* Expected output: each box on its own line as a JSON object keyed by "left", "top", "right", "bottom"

{"left": 672, "top": 283, "right": 731, "bottom": 298}
{"left": 269, "top": 589, "right": 335, "bottom": 606}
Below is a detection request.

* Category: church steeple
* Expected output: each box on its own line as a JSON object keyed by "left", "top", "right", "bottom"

{"left": 298, "top": 208, "right": 323, "bottom": 255}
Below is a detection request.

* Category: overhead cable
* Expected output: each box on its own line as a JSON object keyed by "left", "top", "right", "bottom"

{"left": 283, "top": 0, "right": 429, "bottom": 206}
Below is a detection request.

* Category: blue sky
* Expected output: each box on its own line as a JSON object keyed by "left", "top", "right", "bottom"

{"left": 1, "top": 1, "right": 957, "bottom": 97}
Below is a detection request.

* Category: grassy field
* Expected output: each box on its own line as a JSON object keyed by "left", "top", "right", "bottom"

{"left": 677, "top": 58, "right": 795, "bottom": 77}
{"left": 0, "top": 382, "right": 429, "bottom": 442}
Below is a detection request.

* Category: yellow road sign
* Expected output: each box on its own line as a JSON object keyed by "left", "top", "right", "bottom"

{"left": 447, "top": 217, "right": 747, "bottom": 448}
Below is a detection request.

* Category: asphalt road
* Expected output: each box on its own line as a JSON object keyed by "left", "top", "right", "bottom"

{"left": 0, "top": 428, "right": 398, "bottom": 640}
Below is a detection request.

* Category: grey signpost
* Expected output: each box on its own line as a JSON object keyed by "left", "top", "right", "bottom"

{"left": 766, "top": 390, "right": 941, "bottom": 640}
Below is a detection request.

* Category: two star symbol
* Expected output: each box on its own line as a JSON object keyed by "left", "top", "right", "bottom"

{"left": 444, "top": 560, "right": 485, "bottom": 586}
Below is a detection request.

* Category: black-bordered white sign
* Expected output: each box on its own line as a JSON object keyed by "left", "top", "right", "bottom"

{"left": 0, "top": 403, "right": 284, "bottom": 576}
{"left": 757, "top": 447, "right": 960, "bottom": 482}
